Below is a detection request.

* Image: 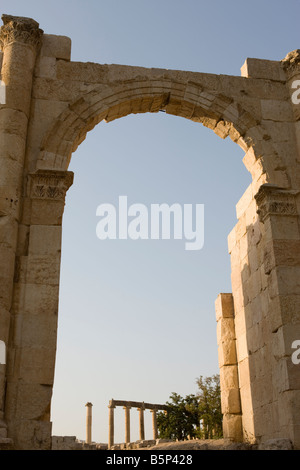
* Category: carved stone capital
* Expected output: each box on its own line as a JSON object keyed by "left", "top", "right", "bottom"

{"left": 108, "top": 399, "right": 116, "bottom": 409}
{"left": 0, "top": 14, "right": 43, "bottom": 50}
{"left": 255, "top": 184, "right": 299, "bottom": 223}
{"left": 28, "top": 170, "right": 73, "bottom": 201}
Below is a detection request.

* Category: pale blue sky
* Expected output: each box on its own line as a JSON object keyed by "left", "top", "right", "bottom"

{"left": 2, "top": 0, "right": 299, "bottom": 444}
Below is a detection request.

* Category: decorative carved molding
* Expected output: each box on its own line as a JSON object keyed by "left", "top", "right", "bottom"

{"left": 28, "top": 170, "right": 73, "bottom": 201}
{"left": 255, "top": 184, "right": 299, "bottom": 223}
{"left": 0, "top": 14, "right": 43, "bottom": 50}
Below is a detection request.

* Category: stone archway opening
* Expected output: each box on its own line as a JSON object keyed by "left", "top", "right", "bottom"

{"left": 49, "top": 109, "right": 251, "bottom": 445}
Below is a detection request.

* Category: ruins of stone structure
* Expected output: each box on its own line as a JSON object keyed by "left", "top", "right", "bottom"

{"left": 107, "top": 399, "right": 169, "bottom": 449}
{"left": 0, "top": 14, "right": 299, "bottom": 450}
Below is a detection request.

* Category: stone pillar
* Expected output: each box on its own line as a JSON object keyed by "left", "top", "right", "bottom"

{"left": 215, "top": 293, "right": 243, "bottom": 442}
{"left": 151, "top": 409, "right": 158, "bottom": 440}
{"left": 0, "top": 15, "right": 43, "bottom": 439}
{"left": 255, "top": 184, "right": 300, "bottom": 448}
{"left": 4, "top": 170, "right": 73, "bottom": 450}
{"left": 108, "top": 400, "right": 115, "bottom": 449}
{"left": 85, "top": 402, "right": 93, "bottom": 444}
{"left": 123, "top": 405, "right": 131, "bottom": 444}
{"left": 137, "top": 403, "right": 145, "bottom": 441}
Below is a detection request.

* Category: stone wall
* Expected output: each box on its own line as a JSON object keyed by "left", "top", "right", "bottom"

{"left": 51, "top": 436, "right": 107, "bottom": 450}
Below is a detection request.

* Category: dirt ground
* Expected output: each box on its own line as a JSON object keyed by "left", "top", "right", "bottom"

{"left": 144, "top": 439, "right": 255, "bottom": 451}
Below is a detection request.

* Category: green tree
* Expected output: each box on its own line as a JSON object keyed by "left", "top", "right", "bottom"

{"left": 156, "top": 392, "right": 199, "bottom": 440}
{"left": 157, "top": 374, "right": 223, "bottom": 441}
{"left": 196, "top": 374, "right": 222, "bottom": 439}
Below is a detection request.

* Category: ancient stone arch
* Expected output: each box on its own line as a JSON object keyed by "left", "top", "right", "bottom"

{"left": 0, "top": 14, "right": 299, "bottom": 450}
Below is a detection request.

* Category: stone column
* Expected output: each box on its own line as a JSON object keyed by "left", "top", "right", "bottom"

{"left": 108, "top": 400, "right": 116, "bottom": 449}
{"left": 85, "top": 402, "right": 93, "bottom": 444}
{"left": 151, "top": 409, "right": 158, "bottom": 439}
{"left": 4, "top": 170, "right": 73, "bottom": 450}
{"left": 0, "top": 14, "right": 43, "bottom": 443}
{"left": 137, "top": 403, "right": 145, "bottom": 441}
{"left": 123, "top": 405, "right": 131, "bottom": 444}
{"left": 255, "top": 184, "right": 300, "bottom": 448}
{"left": 215, "top": 293, "right": 242, "bottom": 442}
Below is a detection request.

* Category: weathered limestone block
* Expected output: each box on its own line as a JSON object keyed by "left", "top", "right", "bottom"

{"left": 0, "top": 306, "right": 9, "bottom": 343}
{"left": 229, "top": 243, "right": 240, "bottom": 269}
{"left": 35, "top": 56, "right": 57, "bottom": 79}
{"left": 6, "top": 381, "right": 52, "bottom": 422}
{"left": 221, "top": 389, "right": 241, "bottom": 415}
{"left": 236, "top": 332, "right": 249, "bottom": 363}
{"left": 218, "top": 340, "right": 237, "bottom": 367}
{"left": 215, "top": 293, "right": 234, "bottom": 321}
{"left": 263, "top": 240, "right": 300, "bottom": 275}
{"left": 26, "top": 99, "right": 69, "bottom": 152}
{"left": 0, "top": 142, "right": 26, "bottom": 180}
{"left": 252, "top": 371, "right": 272, "bottom": 409}
{"left": 247, "top": 246, "right": 260, "bottom": 274}
{"left": 17, "top": 313, "right": 58, "bottom": 349}
{"left": 22, "top": 284, "right": 59, "bottom": 316}
{"left": 40, "top": 34, "right": 71, "bottom": 61}
{"left": 237, "top": 357, "right": 252, "bottom": 387}
{"left": 276, "top": 266, "right": 300, "bottom": 296}
{"left": 231, "top": 266, "right": 243, "bottom": 293}
{"left": 15, "top": 419, "right": 52, "bottom": 450}
{"left": 51, "top": 435, "right": 82, "bottom": 450}
{"left": 236, "top": 184, "right": 254, "bottom": 219}
{"left": 241, "top": 58, "right": 286, "bottom": 81}
{"left": 25, "top": 254, "right": 61, "bottom": 285}
{"left": 234, "top": 308, "right": 247, "bottom": 337}
{"left": 261, "top": 100, "right": 294, "bottom": 122}
{"left": 13, "top": 347, "right": 56, "bottom": 384}
{"left": 220, "top": 365, "right": 239, "bottom": 391}
{"left": 233, "top": 284, "right": 247, "bottom": 316}
{"left": 217, "top": 317, "right": 236, "bottom": 344}
{"left": 29, "top": 198, "right": 66, "bottom": 225}
{"left": 28, "top": 225, "right": 62, "bottom": 256}
{"left": 272, "top": 358, "right": 290, "bottom": 395}
{"left": 279, "top": 294, "right": 300, "bottom": 326}
{"left": 0, "top": 108, "right": 28, "bottom": 137}
{"left": 222, "top": 414, "right": 243, "bottom": 442}
{"left": 227, "top": 226, "right": 237, "bottom": 254}
{"left": 0, "top": 366, "right": 6, "bottom": 410}
{"left": 238, "top": 233, "right": 248, "bottom": 262}
{"left": 0, "top": 246, "right": 15, "bottom": 309}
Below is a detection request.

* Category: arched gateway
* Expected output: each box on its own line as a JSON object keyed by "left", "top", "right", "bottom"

{"left": 0, "top": 14, "right": 299, "bottom": 450}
